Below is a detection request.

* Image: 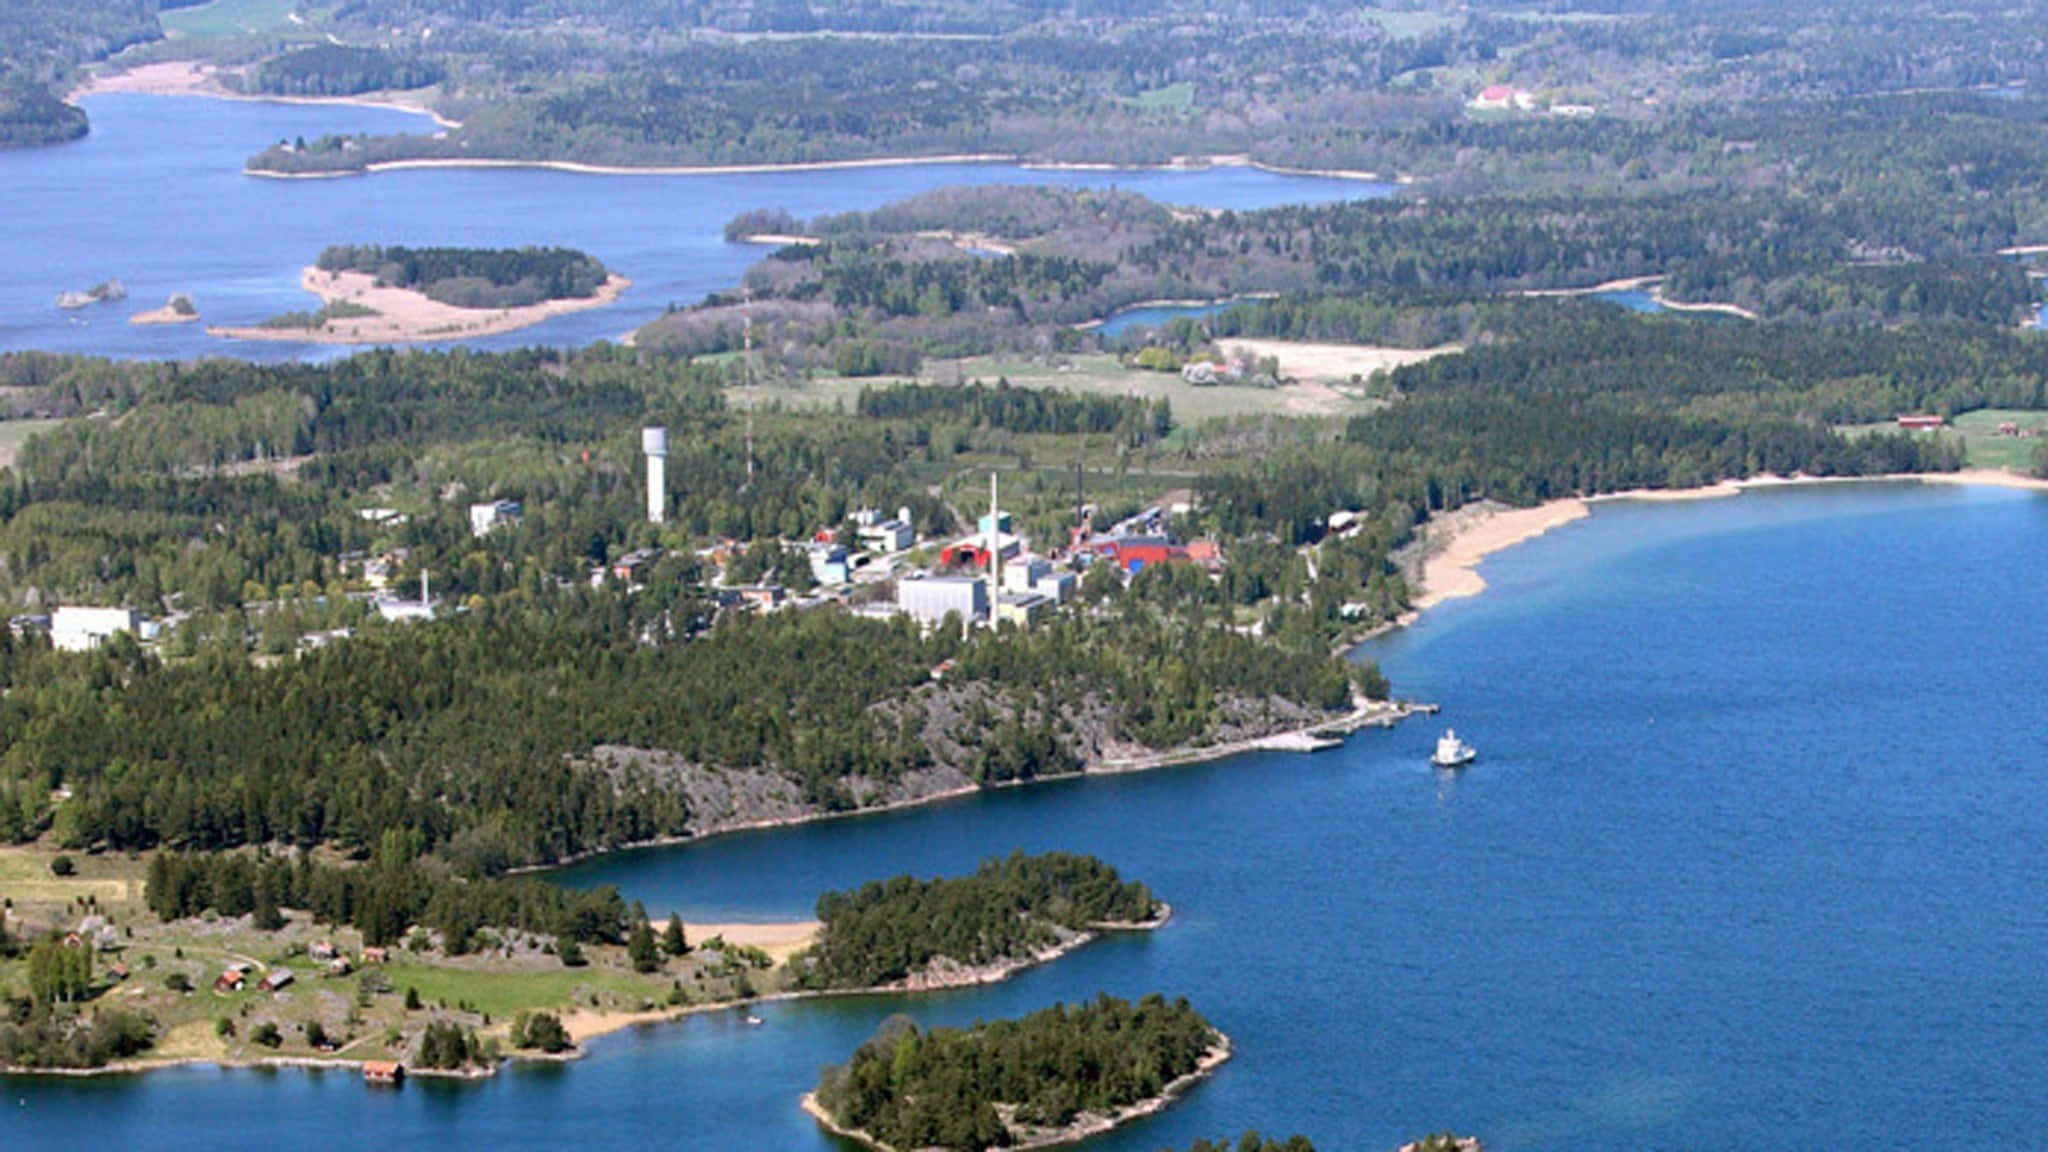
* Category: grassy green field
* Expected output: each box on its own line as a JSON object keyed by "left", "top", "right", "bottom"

{"left": 0, "top": 843, "right": 788, "bottom": 1073}
{"left": 1129, "top": 82, "right": 1196, "bottom": 112}
{"left": 161, "top": 0, "right": 305, "bottom": 41}
{"left": 0, "top": 418, "right": 65, "bottom": 469}
{"left": 1838, "top": 410, "right": 2048, "bottom": 472}
{"left": 1950, "top": 409, "right": 2048, "bottom": 470}
{"left": 381, "top": 959, "right": 675, "bottom": 1020}
{"left": 747, "top": 354, "right": 1374, "bottom": 425}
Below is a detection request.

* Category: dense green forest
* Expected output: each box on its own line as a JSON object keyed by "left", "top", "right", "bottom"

{"left": 801, "top": 851, "right": 1158, "bottom": 987}
{"left": 0, "top": 0, "right": 157, "bottom": 86}
{"left": 144, "top": 847, "right": 632, "bottom": 950}
{"left": 656, "top": 178, "right": 2044, "bottom": 371}
{"left": 0, "top": 85, "right": 88, "bottom": 148}
{"left": 230, "top": 0, "right": 2048, "bottom": 185}
{"left": 814, "top": 994, "right": 1221, "bottom": 1150}
{"left": 248, "top": 45, "right": 443, "bottom": 98}
{"left": 0, "top": 585, "right": 1362, "bottom": 870}
{"left": 314, "top": 244, "right": 611, "bottom": 309}
{"left": 0, "top": 0, "right": 160, "bottom": 148}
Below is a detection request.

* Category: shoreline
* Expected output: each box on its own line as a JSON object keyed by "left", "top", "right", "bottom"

{"left": 75, "top": 71, "right": 1404, "bottom": 187}
{"left": 516, "top": 696, "right": 1416, "bottom": 877}
{"left": 1072, "top": 292, "right": 1278, "bottom": 331}
{"left": 3, "top": 907, "right": 1172, "bottom": 1080}
{"left": 245, "top": 147, "right": 1402, "bottom": 185}
{"left": 207, "top": 267, "right": 629, "bottom": 345}
{"left": 256, "top": 153, "right": 1026, "bottom": 181}
{"left": 1398, "top": 468, "right": 2048, "bottom": 623}
{"left": 72, "top": 61, "right": 458, "bottom": 129}
{"left": 801, "top": 1034, "right": 1233, "bottom": 1152}
{"left": 1514, "top": 273, "right": 1759, "bottom": 319}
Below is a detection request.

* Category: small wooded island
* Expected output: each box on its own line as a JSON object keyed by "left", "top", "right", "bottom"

{"left": 807, "top": 994, "right": 1229, "bottom": 1152}
{"left": 209, "top": 244, "right": 627, "bottom": 345}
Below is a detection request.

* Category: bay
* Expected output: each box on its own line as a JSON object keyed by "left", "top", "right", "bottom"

{"left": 12, "top": 481, "right": 2048, "bottom": 1151}
{"left": 0, "top": 94, "right": 1390, "bottom": 361}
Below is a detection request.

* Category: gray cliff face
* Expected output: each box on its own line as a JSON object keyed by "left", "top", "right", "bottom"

{"left": 588, "top": 686, "right": 1340, "bottom": 840}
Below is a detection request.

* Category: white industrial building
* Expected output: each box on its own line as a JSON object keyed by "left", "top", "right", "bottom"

{"left": 809, "top": 542, "right": 851, "bottom": 586}
{"left": 1002, "top": 554, "right": 1075, "bottom": 604}
{"left": 898, "top": 576, "right": 987, "bottom": 628}
{"left": 52, "top": 606, "right": 139, "bottom": 652}
{"left": 469, "top": 498, "right": 523, "bottom": 537}
{"left": 857, "top": 519, "right": 915, "bottom": 553}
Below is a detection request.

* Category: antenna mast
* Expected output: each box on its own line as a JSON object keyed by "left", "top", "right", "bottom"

{"left": 742, "top": 305, "right": 756, "bottom": 491}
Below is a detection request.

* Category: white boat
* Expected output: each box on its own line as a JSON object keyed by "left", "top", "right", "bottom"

{"left": 1431, "top": 728, "right": 1477, "bottom": 768}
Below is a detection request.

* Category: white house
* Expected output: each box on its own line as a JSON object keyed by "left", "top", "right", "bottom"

{"left": 52, "top": 606, "right": 139, "bottom": 652}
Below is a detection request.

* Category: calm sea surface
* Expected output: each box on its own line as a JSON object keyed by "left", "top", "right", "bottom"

{"left": 0, "top": 94, "right": 1388, "bottom": 361}
{"left": 10, "top": 481, "right": 2048, "bottom": 1150}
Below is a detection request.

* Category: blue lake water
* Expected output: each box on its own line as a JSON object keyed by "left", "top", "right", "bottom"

{"left": 1094, "top": 298, "right": 1247, "bottom": 338}
{"left": 12, "top": 480, "right": 2048, "bottom": 1150}
{"left": 1592, "top": 288, "right": 1665, "bottom": 313}
{"left": 0, "top": 95, "right": 1390, "bottom": 361}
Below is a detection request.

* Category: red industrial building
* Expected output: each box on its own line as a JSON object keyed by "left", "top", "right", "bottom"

{"left": 1097, "top": 535, "right": 1186, "bottom": 573}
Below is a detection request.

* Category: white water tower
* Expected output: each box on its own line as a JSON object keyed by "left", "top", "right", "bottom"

{"left": 642, "top": 427, "right": 667, "bottom": 524}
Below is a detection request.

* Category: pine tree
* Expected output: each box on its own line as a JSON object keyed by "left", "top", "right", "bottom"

{"left": 628, "top": 918, "right": 661, "bottom": 973}
{"left": 661, "top": 914, "right": 687, "bottom": 957}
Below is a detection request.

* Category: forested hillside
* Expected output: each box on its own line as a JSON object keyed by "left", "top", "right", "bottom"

{"left": 229, "top": 1, "right": 2048, "bottom": 182}
{"left": 0, "top": 0, "right": 159, "bottom": 148}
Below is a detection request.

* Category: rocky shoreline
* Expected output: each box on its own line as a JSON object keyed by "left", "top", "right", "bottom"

{"left": 527, "top": 696, "right": 1417, "bottom": 876}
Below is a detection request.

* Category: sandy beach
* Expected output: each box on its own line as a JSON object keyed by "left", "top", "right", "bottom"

{"left": 338, "top": 153, "right": 1019, "bottom": 179}
{"left": 1516, "top": 274, "right": 1663, "bottom": 298}
{"left": 263, "top": 148, "right": 1396, "bottom": 183}
{"left": 130, "top": 304, "right": 200, "bottom": 326}
{"left": 1407, "top": 469, "right": 2048, "bottom": 619}
{"left": 1413, "top": 500, "right": 1592, "bottom": 613}
{"left": 1515, "top": 273, "right": 1760, "bottom": 319}
{"left": 73, "top": 61, "right": 458, "bottom": 128}
{"left": 208, "top": 267, "right": 629, "bottom": 345}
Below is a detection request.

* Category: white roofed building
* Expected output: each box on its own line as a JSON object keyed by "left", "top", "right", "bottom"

{"left": 52, "top": 606, "right": 139, "bottom": 652}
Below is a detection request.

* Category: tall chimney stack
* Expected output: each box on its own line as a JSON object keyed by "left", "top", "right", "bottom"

{"left": 642, "top": 427, "right": 668, "bottom": 524}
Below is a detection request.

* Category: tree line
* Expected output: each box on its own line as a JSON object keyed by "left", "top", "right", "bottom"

{"left": 144, "top": 845, "right": 631, "bottom": 950}
{"left": 248, "top": 45, "right": 445, "bottom": 98}
{"left": 855, "top": 380, "right": 1170, "bottom": 446}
